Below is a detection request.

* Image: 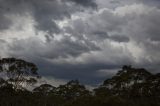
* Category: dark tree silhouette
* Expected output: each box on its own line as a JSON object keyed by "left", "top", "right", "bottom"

{"left": 56, "top": 80, "right": 91, "bottom": 100}
{"left": 0, "top": 58, "right": 40, "bottom": 89}
{"left": 0, "top": 63, "right": 160, "bottom": 106}
{"left": 33, "top": 84, "right": 56, "bottom": 95}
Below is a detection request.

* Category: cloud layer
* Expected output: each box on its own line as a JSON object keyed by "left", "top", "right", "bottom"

{"left": 0, "top": 0, "right": 160, "bottom": 86}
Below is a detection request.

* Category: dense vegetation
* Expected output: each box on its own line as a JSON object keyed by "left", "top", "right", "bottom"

{"left": 0, "top": 58, "right": 160, "bottom": 106}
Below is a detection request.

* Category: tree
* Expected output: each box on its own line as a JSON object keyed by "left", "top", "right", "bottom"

{"left": 33, "top": 84, "right": 56, "bottom": 95}
{"left": 101, "top": 65, "right": 152, "bottom": 97}
{"left": 0, "top": 58, "right": 40, "bottom": 89}
{"left": 56, "top": 80, "right": 91, "bottom": 100}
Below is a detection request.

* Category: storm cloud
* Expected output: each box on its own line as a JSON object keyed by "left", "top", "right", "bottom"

{"left": 0, "top": 0, "right": 160, "bottom": 86}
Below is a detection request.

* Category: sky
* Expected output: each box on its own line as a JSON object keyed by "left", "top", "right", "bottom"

{"left": 0, "top": 0, "right": 160, "bottom": 87}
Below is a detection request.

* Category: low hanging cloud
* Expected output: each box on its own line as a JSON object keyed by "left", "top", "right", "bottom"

{"left": 0, "top": 0, "right": 160, "bottom": 86}
{"left": 8, "top": 36, "right": 99, "bottom": 59}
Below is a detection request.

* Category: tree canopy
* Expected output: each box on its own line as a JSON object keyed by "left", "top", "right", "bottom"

{"left": 0, "top": 58, "right": 40, "bottom": 89}
{"left": 0, "top": 61, "right": 160, "bottom": 106}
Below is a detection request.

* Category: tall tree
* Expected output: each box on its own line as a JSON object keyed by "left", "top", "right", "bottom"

{"left": 0, "top": 58, "right": 40, "bottom": 89}
{"left": 56, "top": 80, "right": 91, "bottom": 100}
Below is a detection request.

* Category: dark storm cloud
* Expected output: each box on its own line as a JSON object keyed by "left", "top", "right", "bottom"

{"left": 62, "top": 8, "right": 127, "bottom": 42}
{"left": 68, "top": 0, "right": 97, "bottom": 8}
{"left": 0, "top": 16, "right": 11, "bottom": 30}
{"left": 29, "top": 0, "right": 96, "bottom": 40}
{"left": 41, "top": 36, "right": 100, "bottom": 59}
{"left": 33, "top": 41, "right": 134, "bottom": 85}
{"left": 44, "top": 65, "right": 119, "bottom": 85}
{"left": 30, "top": 0, "right": 70, "bottom": 36}
{"left": 0, "top": 1, "right": 13, "bottom": 30}
{"left": 91, "top": 31, "right": 109, "bottom": 41}
{"left": 0, "top": 0, "right": 102, "bottom": 85}
{"left": 0, "top": 0, "right": 160, "bottom": 86}
{"left": 109, "top": 1, "right": 120, "bottom": 4}
{"left": 37, "top": 59, "right": 125, "bottom": 85}
{"left": 0, "top": 6, "right": 10, "bottom": 30}
{"left": 91, "top": 31, "right": 129, "bottom": 42}
{"left": 140, "top": 0, "right": 160, "bottom": 7}
{"left": 0, "top": 0, "right": 97, "bottom": 37}
{"left": 113, "top": 3, "right": 160, "bottom": 72}
{"left": 123, "top": 5, "right": 160, "bottom": 42}
{"left": 7, "top": 36, "right": 100, "bottom": 60}
{"left": 109, "top": 35, "right": 130, "bottom": 43}
{"left": 6, "top": 36, "right": 134, "bottom": 85}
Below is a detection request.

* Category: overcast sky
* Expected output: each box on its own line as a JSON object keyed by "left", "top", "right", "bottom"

{"left": 0, "top": 0, "right": 160, "bottom": 86}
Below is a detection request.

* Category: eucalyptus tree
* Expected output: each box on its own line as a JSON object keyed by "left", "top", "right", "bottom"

{"left": 56, "top": 80, "right": 91, "bottom": 100}
{"left": 0, "top": 58, "right": 40, "bottom": 89}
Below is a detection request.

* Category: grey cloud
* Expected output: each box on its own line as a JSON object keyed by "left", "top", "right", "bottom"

{"left": 36, "top": 40, "right": 134, "bottom": 85}
{"left": 140, "top": 0, "right": 160, "bottom": 8}
{"left": 41, "top": 36, "right": 100, "bottom": 59}
{"left": 0, "top": 39, "right": 9, "bottom": 57}
{"left": 7, "top": 36, "right": 100, "bottom": 60}
{"left": 32, "top": 53, "right": 131, "bottom": 85}
{"left": 115, "top": 4, "right": 160, "bottom": 72}
{"left": 68, "top": 0, "right": 97, "bottom": 8}
{"left": 40, "top": 63, "right": 120, "bottom": 85}
{"left": 91, "top": 31, "right": 109, "bottom": 41}
{"left": 109, "top": 35, "right": 130, "bottom": 43}
{"left": 0, "top": 39, "right": 6, "bottom": 43}
{"left": 124, "top": 5, "right": 160, "bottom": 42}
{"left": 30, "top": 0, "right": 97, "bottom": 36}
{"left": 0, "top": 0, "right": 160, "bottom": 86}
{"left": 5, "top": 37, "right": 102, "bottom": 85}
{"left": 62, "top": 3, "right": 160, "bottom": 74}
{"left": 96, "top": 0, "right": 139, "bottom": 9}
{"left": 5, "top": 34, "right": 133, "bottom": 85}
{"left": 90, "top": 9, "right": 126, "bottom": 32}
{"left": 63, "top": 9, "right": 127, "bottom": 42}
{"left": 0, "top": 0, "right": 97, "bottom": 37}
{"left": 0, "top": 16, "right": 11, "bottom": 30}
{"left": 31, "top": 0, "right": 69, "bottom": 36}
{"left": 109, "top": 1, "right": 120, "bottom": 4}
{"left": 0, "top": 1, "right": 13, "bottom": 30}
{"left": 91, "top": 32, "right": 129, "bottom": 43}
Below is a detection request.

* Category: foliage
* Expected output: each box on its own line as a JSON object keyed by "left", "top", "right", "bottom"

{"left": 0, "top": 61, "right": 160, "bottom": 106}
{"left": 0, "top": 58, "right": 40, "bottom": 89}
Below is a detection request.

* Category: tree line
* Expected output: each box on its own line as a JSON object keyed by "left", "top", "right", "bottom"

{"left": 0, "top": 58, "right": 160, "bottom": 106}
